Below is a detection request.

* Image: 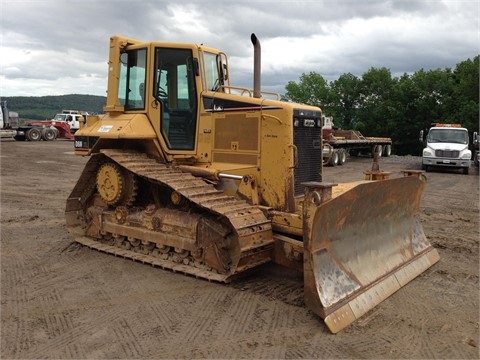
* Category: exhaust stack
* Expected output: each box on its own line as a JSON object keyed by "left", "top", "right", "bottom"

{"left": 251, "top": 33, "right": 261, "bottom": 98}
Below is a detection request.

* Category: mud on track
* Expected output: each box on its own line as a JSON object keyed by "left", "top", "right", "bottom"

{"left": 1, "top": 139, "right": 478, "bottom": 359}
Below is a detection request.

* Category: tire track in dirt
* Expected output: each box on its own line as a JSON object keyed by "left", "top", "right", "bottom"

{"left": 142, "top": 302, "right": 181, "bottom": 337}
{"left": 231, "top": 264, "right": 305, "bottom": 308}
{"left": 214, "top": 291, "right": 259, "bottom": 337}
{"left": 179, "top": 286, "right": 227, "bottom": 342}
{"left": 1, "top": 275, "right": 30, "bottom": 357}
{"left": 358, "top": 265, "right": 477, "bottom": 359}
{"left": 18, "top": 302, "right": 128, "bottom": 358}
{"left": 2, "top": 227, "right": 144, "bottom": 358}
{"left": 112, "top": 318, "right": 145, "bottom": 358}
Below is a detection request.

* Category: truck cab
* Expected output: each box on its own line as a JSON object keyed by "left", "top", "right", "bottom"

{"left": 53, "top": 110, "right": 88, "bottom": 133}
{"left": 473, "top": 132, "right": 479, "bottom": 166}
{"left": 420, "top": 123, "right": 471, "bottom": 174}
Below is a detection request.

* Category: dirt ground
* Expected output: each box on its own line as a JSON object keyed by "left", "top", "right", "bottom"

{"left": 1, "top": 138, "right": 478, "bottom": 359}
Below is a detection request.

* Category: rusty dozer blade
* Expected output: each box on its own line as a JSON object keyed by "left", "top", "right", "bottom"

{"left": 302, "top": 176, "right": 439, "bottom": 334}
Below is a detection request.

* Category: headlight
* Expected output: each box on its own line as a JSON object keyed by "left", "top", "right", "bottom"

{"left": 423, "top": 149, "right": 433, "bottom": 157}
{"left": 462, "top": 151, "right": 472, "bottom": 159}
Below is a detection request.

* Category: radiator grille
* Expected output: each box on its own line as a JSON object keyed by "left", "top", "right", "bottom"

{"left": 293, "top": 109, "right": 322, "bottom": 196}
{"left": 435, "top": 149, "right": 460, "bottom": 158}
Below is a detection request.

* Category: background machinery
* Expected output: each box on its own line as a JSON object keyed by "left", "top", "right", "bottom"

{"left": 420, "top": 123, "right": 475, "bottom": 174}
{"left": 473, "top": 132, "right": 479, "bottom": 167}
{"left": 52, "top": 110, "right": 90, "bottom": 134}
{"left": 0, "top": 99, "right": 19, "bottom": 139}
{"left": 0, "top": 99, "right": 74, "bottom": 141}
{"left": 66, "top": 34, "right": 439, "bottom": 333}
{"left": 322, "top": 116, "right": 392, "bottom": 166}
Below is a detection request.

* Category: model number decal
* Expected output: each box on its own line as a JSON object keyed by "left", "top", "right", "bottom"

{"left": 98, "top": 125, "right": 113, "bottom": 133}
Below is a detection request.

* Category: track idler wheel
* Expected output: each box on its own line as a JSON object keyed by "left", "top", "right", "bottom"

{"left": 96, "top": 162, "right": 138, "bottom": 207}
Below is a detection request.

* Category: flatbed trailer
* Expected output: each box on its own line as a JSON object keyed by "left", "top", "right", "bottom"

{"left": 21, "top": 120, "right": 75, "bottom": 140}
{"left": 322, "top": 117, "right": 392, "bottom": 166}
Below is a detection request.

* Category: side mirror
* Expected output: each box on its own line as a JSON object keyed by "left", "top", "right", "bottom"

{"left": 473, "top": 132, "right": 478, "bottom": 145}
{"left": 120, "top": 52, "right": 128, "bottom": 65}
{"left": 419, "top": 130, "right": 424, "bottom": 142}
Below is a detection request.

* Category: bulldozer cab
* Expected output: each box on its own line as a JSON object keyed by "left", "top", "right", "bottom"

{"left": 117, "top": 45, "right": 203, "bottom": 151}
{"left": 110, "top": 37, "right": 231, "bottom": 154}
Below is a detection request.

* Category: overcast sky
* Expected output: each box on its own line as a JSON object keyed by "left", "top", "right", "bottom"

{"left": 1, "top": 0, "right": 478, "bottom": 97}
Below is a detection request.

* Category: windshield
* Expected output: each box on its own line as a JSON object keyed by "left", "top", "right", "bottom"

{"left": 203, "top": 52, "right": 221, "bottom": 91}
{"left": 118, "top": 49, "right": 147, "bottom": 110}
{"left": 427, "top": 128, "right": 468, "bottom": 144}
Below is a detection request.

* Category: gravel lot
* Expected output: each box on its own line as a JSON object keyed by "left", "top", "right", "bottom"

{"left": 1, "top": 139, "right": 478, "bottom": 359}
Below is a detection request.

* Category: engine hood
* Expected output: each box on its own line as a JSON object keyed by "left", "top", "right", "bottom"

{"left": 427, "top": 142, "right": 468, "bottom": 151}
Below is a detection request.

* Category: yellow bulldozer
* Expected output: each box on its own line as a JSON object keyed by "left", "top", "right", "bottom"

{"left": 66, "top": 34, "right": 439, "bottom": 333}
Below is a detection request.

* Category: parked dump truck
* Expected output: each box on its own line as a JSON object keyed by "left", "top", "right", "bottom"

{"left": 65, "top": 34, "right": 439, "bottom": 333}
{"left": 419, "top": 123, "right": 475, "bottom": 174}
{"left": 322, "top": 116, "right": 393, "bottom": 166}
{"left": 0, "top": 99, "right": 75, "bottom": 141}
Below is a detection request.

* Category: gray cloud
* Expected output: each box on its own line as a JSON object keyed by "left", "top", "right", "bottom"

{"left": 1, "top": 0, "right": 478, "bottom": 96}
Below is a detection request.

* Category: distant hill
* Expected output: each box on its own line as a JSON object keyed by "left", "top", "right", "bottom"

{"left": 2, "top": 94, "right": 107, "bottom": 120}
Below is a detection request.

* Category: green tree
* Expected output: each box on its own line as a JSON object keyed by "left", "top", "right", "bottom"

{"left": 284, "top": 72, "right": 332, "bottom": 111}
{"left": 450, "top": 56, "right": 479, "bottom": 134}
{"left": 329, "top": 73, "right": 361, "bottom": 129}
{"left": 390, "top": 73, "right": 423, "bottom": 155}
{"left": 394, "top": 68, "right": 455, "bottom": 154}
{"left": 282, "top": 56, "right": 479, "bottom": 155}
{"left": 357, "top": 67, "right": 396, "bottom": 137}
{"left": 4, "top": 94, "right": 106, "bottom": 120}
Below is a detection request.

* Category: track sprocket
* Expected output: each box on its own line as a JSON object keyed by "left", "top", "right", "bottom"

{"left": 96, "top": 162, "right": 137, "bottom": 206}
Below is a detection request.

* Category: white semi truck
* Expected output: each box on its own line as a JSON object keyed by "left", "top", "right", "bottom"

{"left": 52, "top": 110, "right": 89, "bottom": 133}
{"left": 0, "top": 99, "right": 20, "bottom": 139}
{"left": 420, "top": 123, "right": 475, "bottom": 174}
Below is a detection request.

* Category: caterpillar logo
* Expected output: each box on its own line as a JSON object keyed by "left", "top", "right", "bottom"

{"left": 304, "top": 119, "right": 315, "bottom": 127}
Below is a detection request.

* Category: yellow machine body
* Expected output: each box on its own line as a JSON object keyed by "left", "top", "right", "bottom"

{"left": 66, "top": 35, "right": 438, "bottom": 333}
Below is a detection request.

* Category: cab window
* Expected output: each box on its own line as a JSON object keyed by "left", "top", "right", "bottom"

{"left": 118, "top": 49, "right": 147, "bottom": 110}
{"left": 154, "top": 48, "right": 198, "bottom": 150}
{"left": 204, "top": 52, "right": 220, "bottom": 91}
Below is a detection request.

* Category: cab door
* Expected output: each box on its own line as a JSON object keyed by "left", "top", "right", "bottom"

{"left": 153, "top": 47, "right": 198, "bottom": 151}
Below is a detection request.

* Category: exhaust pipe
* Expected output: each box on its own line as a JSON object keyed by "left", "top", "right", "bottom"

{"left": 251, "top": 33, "right": 261, "bottom": 98}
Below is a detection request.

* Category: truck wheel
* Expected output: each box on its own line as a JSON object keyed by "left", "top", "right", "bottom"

{"left": 322, "top": 143, "right": 333, "bottom": 166}
{"left": 338, "top": 149, "right": 346, "bottom": 165}
{"left": 26, "top": 128, "right": 42, "bottom": 141}
{"left": 382, "top": 144, "right": 392, "bottom": 157}
{"left": 371, "top": 145, "right": 382, "bottom": 158}
{"left": 41, "top": 128, "right": 57, "bottom": 141}
{"left": 329, "top": 150, "right": 339, "bottom": 166}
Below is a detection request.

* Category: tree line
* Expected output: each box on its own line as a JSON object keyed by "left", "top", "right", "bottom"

{"left": 3, "top": 94, "right": 106, "bottom": 121}
{"left": 283, "top": 55, "right": 479, "bottom": 155}
{"left": 4, "top": 56, "right": 478, "bottom": 155}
